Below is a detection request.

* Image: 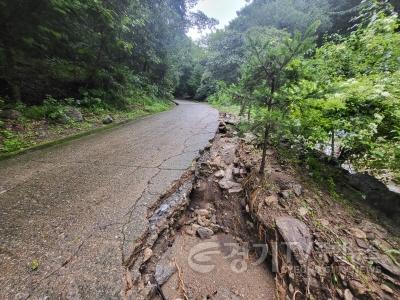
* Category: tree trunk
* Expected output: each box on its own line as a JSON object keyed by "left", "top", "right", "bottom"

{"left": 259, "top": 121, "right": 270, "bottom": 175}
{"left": 4, "top": 45, "right": 21, "bottom": 103}
{"left": 259, "top": 79, "right": 276, "bottom": 175}
{"left": 331, "top": 129, "right": 335, "bottom": 159}
{"left": 247, "top": 104, "right": 251, "bottom": 121}
{"left": 239, "top": 98, "right": 245, "bottom": 116}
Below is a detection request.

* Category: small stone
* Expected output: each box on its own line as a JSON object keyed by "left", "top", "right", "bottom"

{"left": 355, "top": 238, "right": 369, "bottom": 249}
{"left": 298, "top": 207, "right": 308, "bottom": 217}
{"left": 218, "top": 179, "right": 237, "bottom": 190}
{"left": 192, "top": 223, "right": 201, "bottom": 231}
{"left": 195, "top": 209, "right": 210, "bottom": 218}
{"left": 319, "top": 219, "right": 329, "bottom": 227}
{"left": 197, "top": 227, "right": 214, "bottom": 239}
{"left": 228, "top": 186, "right": 243, "bottom": 194}
{"left": 380, "top": 284, "right": 394, "bottom": 294}
{"left": 155, "top": 261, "right": 177, "bottom": 285}
{"left": 366, "top": 232, "right": 376, "bottom": 241}
{"left": 280, "top": 190, "right": 292, "bottom": 200}
{"left": 214, "top": 170, "right": 225, "bottom": 178}
{"left": 265, "top": 194, "right": 278, "bottom": 206}
{"left": 349, "top": 228, "right": 367, "bottom": 239}
{"left": 344, "top": 289, "right": 354, "bottom": 300}
{"left": 143, "top": 248, "right": 153, "bottom": 262}
{"left": 292, "top": 184, "right": 303, "bottom": 197}
{"left": 102, "top": 115, "right": 113, "bottom": 124}
{"left": 184, "top": 226, "right": 195, "bottom": 236}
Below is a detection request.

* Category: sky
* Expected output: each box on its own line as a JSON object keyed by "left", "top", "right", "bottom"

{"left": 187, "top": 0, "right": 248, "bottom": 40}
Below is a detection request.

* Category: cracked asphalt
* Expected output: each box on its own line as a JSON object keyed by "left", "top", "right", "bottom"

{"left": 0, "top": 100, "right": 219, "bottom": 299}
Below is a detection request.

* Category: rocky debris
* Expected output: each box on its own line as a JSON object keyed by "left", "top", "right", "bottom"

{"left": 196, "top": 226, "right": 214, "bottom": 239}
{"left": 221, "top": 113, "right": 240, "bottom": 126}
{"left": 154, "top": 255, "right": 177, "bottom": 285}
{"left": 194, "top": 209, "right": 210, "bottom": 218}
{"left": 298, "top": 207, "right": 308, "bottom": 217}
{"left": 291, "top": 184, "right": 302, "bottom": 197}
{"left": 0, "top": 109, "right": 21, "bottom": 120}
{"left": 214, "top": 170, "right": 225, "bottom": 178}
{"left": 279, "top": 190, "right": 292, "bottom": 200}
{"left": 143, "top": 248, "right": 153, "bottom": 263}
{"left": 236, "top": 126, "right": 400, "bottom": 299}
{"left": 344, "top": 289, "right": 354, "bottom": 300}
{"left": 102, "top": 115, "right": 113, "bottom": 124}
{"left": 65, "top": 107, "right": 83, "bottom": 122}
{"left": 275, "top": 216, "right": 313, "bottom": 265}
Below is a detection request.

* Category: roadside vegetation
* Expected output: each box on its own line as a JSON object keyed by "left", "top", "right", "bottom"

{"left": 195, "top": 0, "right": 400, "bottom": 183}
{"left": 0, "top": 0, "right": 216, "bottom": 154}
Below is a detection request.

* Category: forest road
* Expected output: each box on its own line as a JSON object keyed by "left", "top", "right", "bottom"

{"left": 0, "top": 100, "right": 219, "bottom": 299}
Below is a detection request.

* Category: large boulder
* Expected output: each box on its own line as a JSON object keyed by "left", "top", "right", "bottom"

{"left": 55, "top": 114, "right": 69, "bottom": 124}
{"left": 347, "top": 173, "right": 400, "bottom": 219}
{"left": 275, "top": 216, "right": 313, "bottom": 265}
{"left": 65, "top": 107, "right": 83, "bottom": 122}
{"left": 0, "top": 109, "right": 21, "bottom": 120}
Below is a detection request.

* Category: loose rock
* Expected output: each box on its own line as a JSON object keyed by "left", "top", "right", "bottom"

{"left": 275, "top": 216, "right": 312, "bottom": 264}
{"left": 197, "top": 226, "right": 214, "bottom": 239}
{"left": 349, "top": 228, "right": 367, "bottom": 239}
{"left": 65, "top": 107, "right": 83, "bottom": 122}
{"left": 103, "top": 115, "right": 113, "bottom": 124}
{"left": 214, "top": 170, "right": 225, "bottom": 178}
{"left": 265, "top": 194, "right": 278, "bottom": 206}
{"left": 292, "top": 184, "right": 303, "bottom": 197}
{"left": 280, "top": 190, "right": 292, "bottom": 200}
{"left": 143, "top": 248, "right": 153, "bottom": 262}
{"left": 344, "top": 289, "right": 354, "bottom": 300}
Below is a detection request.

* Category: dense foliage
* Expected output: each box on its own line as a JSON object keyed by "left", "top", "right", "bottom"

{"left": 0, "top": 0, "right": 216, "bottom": 107}
{"left": 204, "top": 0, "right": 400, "bottom": 180}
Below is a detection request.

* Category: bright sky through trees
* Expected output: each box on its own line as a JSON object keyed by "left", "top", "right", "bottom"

{"left": 187, "top": 0, "right": 247, "bottom": 40}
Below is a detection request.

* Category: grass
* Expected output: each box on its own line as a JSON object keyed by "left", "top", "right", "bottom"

{"left": 0, "top": 99, "right": 173, "bottom": 159}
{"left": 209, "top": 101, "right": 241, "bottom": 115}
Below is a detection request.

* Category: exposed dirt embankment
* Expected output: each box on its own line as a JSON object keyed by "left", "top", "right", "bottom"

{"left": 125, "top": 113, "right": 399, "bottom": 300}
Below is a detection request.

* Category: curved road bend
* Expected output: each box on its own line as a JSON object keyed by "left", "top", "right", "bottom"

{"left": 0, "top": 100, "right": 219, "bottom": 299}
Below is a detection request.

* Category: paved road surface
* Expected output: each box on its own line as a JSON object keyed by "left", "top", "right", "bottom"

{"left": 0, "top": 101, "right": 219, "bottom": 299}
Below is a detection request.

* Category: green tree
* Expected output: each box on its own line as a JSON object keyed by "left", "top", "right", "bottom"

{"left": 242, "top": 23, "right": 319, "bottom": 174}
